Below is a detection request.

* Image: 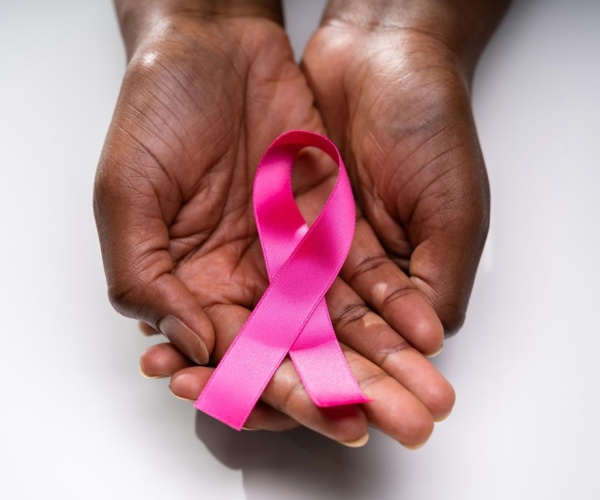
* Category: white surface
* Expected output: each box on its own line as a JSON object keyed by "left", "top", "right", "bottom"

{"left": 1, "top": 0, "right": 599, "bottom": 498}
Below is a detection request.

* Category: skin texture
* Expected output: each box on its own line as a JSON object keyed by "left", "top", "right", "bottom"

{"left": 95, "top": 0, "right": 507, "bottom": 447}
{"left": 302, "top": 0, "right": 510, "bottom": 334}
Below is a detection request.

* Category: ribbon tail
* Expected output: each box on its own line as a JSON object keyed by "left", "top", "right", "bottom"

{"left": 289, "top": 300, "right": 370, "bottom": 407}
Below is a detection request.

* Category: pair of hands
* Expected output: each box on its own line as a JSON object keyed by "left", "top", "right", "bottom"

{"left": 94, "top": 1, "right": 500, "bottom": 448}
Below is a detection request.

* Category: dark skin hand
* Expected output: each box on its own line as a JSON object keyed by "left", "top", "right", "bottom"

{"left": 96, "top": 1, "right": 504, "bottom": 446}
{"left": 302, "top": 0, "right": 511, "bottom": 334}
{"left": 95, "top": 0, "right": 506, "bottom": 447}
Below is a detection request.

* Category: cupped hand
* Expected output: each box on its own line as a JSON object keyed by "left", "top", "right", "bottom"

{"left": 302, "top": 14, "right": 491, "bottom": 336}
{"left": 95, "top": 10, "right": 453, "bottom": 447}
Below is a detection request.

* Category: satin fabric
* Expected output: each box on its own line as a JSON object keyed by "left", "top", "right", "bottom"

{"left": 196, "top": 131, "right": 368, "bottom": 430}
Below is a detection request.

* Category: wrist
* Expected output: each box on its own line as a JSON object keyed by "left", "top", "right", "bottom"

{"left": 115, "top": 0, "right": 284, "bottom": 58}
{"left": 321, "top": 0, "right": 510, "bottom": 77}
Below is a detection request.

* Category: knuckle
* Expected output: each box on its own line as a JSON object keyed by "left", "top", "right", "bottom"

{"left": 373, "top": 340, "right": 411, "bottom": 368}
{"left": 332, "top": 302, "right": 371, "bottom": 330}
{"left": 355, "top": 371, "right": 388, "bottom": 393}
{"left": 349, "top": 254, "right": 388, "bottom": 282}
{"left": 380, "top": 285, "right": 415, "bottom": 313}
{"left": 278, "top": 378, "right": 309, "bottom": 416}
{"left": 106, "top": 275, "right": 148, "bottom": 320}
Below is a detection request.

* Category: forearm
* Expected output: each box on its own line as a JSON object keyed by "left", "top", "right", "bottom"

{"left": 321, "top": 0, "right": 510, "bottom": 79}
{"left": 114, "top": 0, "right": 283, "bottom": 57}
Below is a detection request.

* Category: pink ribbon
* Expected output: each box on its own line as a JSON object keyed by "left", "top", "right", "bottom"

{"left": 195, "top": 130, "right": 368, "bottom": 430}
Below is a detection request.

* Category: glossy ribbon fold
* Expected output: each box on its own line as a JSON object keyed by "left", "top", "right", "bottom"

{"left": 195, "top": 130, "right": 368, "bottom": 430}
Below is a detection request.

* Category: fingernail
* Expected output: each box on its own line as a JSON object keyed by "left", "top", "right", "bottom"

{"left": 425, "top": 344, "right": 443, "bottom": 358}
{"left": 139, "top": 365, "right": 162, "bottom": 379}
{"left": 339, "top": 432, "right": 369, "bottom": 448}
{"left": 402, "top": 439, "right": 428, "bottom": 450}
{"left": 158, "top": 315, "right": 209, "bottom": 365}
{"left": 242, "top": 426, "right": 257, "bottom": 431}
{"left": 168, "top": 387, "right": 195, "bottom": 403}
{"left": 434, "top": 411, "right": 452, "bottom": 423}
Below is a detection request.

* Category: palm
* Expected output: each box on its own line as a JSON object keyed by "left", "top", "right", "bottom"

{"left": 303, "top": 25, "right": 490, "bottom": 333}
{"left": 99, "top": 17, "right": 335, "bottom": 331}
{"left": 98, "top": 16, "right": 456, "bottom": 446}
{"left": 122, "top": 19, "right": 323, "bottom": 308}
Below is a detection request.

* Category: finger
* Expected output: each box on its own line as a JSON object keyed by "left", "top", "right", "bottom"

{"left": 343, "top": 349, "right": 434, "bottom": 448}
{"left": 326, "top": 278, "right": 455, "bottom": 421}
{"left": 205, "top": 303, "right": 437, "bottom": 447}
{"left": 170, "top": 367, "right": 300, "bottom": 432}
{"left": 279, "top": 147, "right": 443, "bottom": 354}
{"left": 361, "top": 118, "right": 489, "bottom": 336}
{"left": 140, "top": 342, "right": 298, "bottom": 431}
{"left": 409, "top": 216, "right": 488, "bottom": 336}
{"left": 205, "top": 304, "right": 370, "bottom": 446}
{"left": 139, "top": 342, "right": 193, "bottom": 378}
{"left": 340, "top": 216, "right": 444, "bottom": 354}
{"left": 367, "top": 173, "right": 490, "bottom": 336}
{"left": 94, "top": 153, "right": 214, "bottom": 364}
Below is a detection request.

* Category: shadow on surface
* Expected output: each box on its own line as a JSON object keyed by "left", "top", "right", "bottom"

{"left": 195, "top": 412, "right": 399, "bottom": 500}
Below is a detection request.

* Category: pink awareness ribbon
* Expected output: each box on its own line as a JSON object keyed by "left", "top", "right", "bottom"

{"left": 195, "top": 130, "right": 369, "bottom": 430}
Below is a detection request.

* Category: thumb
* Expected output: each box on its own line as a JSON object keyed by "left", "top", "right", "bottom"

{"left": 93, "top": 158, "right": 214, "bottom": 365}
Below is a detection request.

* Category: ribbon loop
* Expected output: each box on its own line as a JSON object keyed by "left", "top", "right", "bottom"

{"left": 196, "top": 131, "right": 368, "bottom": 430}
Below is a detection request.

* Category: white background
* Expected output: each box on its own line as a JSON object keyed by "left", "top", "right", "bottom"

{"left": 1, "top": 1, "right": 599, "bottom": 498}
